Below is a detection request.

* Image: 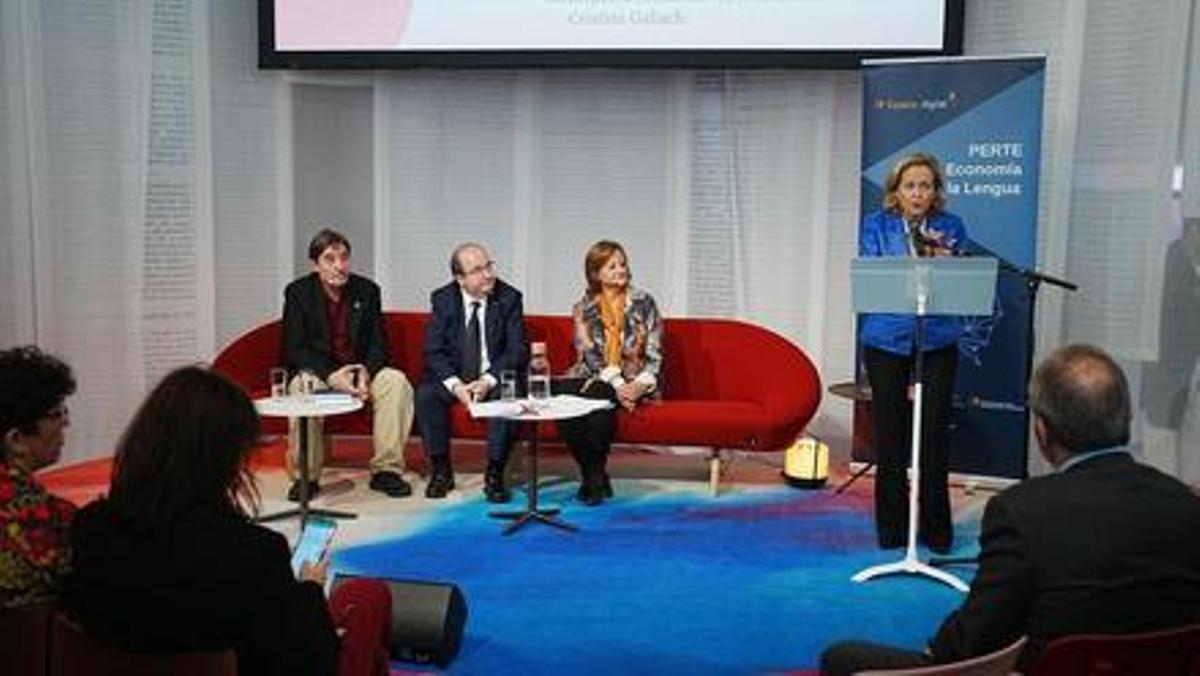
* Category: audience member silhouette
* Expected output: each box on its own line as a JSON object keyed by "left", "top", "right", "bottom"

{"left": 822, "top": 344, "right": 1200, "bottom": 674}
{"left": 65, "top": 366, "right": 394, "bottom": 676}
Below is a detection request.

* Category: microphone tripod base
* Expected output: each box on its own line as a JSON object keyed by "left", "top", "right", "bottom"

{"left": 852, "top": 546, "right": 969, "bottom": 592}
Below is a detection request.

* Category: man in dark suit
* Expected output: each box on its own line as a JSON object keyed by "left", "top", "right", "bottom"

{"left": 416, "top": 242, "right": 526, "bottom": 502}
{"left": 282, "top": 228, "right": 415, "bottom": 500}
{"left": 822, "top": 344, "right": 1200, "bottom": 674}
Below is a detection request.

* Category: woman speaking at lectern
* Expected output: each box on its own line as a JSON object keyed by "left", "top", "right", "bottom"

{"left": 859, "top": 152, "right": 966, "bottom": 554}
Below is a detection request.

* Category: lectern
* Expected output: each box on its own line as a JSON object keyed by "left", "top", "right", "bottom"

{"left": 850, "top": 256, "right": 997, "bottom": 592}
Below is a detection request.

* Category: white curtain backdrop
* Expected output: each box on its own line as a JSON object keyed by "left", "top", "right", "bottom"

{"left": 2, "top": 1, "right": 154, "bottom": 463}
{"left": 1, "top": 0, "right": 1196, "bottom": 483}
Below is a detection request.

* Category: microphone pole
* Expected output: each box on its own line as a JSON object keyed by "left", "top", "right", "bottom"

{"left": 925, "top": 237, "right": 1078, "bottom": 569}
{"left": 953, "top": 238, "right": 1077, "bottom": 292}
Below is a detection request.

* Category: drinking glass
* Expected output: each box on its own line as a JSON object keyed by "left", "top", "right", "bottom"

{"left": 500, "top": 370, "right": 517, "bottom": 401}
{"left": 528, "top": 342, "right": 550, "bottom": 401}
{"left": 298, "top": 375, "right": 315, "bottom": 402}
{"left": 270, "top": 368, "right": 288, "bottom": 400}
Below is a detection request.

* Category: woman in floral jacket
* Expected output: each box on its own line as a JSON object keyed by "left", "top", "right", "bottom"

{"left": 0, "top": 346, "right": 76, "bottom": 610}
{"left": 557, "top": 240, "right": 663, "bottom": 505}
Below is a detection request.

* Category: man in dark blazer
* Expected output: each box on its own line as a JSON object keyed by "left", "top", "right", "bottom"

{"left": 822, "top": 344, "right": 1200, "bottom": 674}
{"left": 282, "top": 228, "right": 415, "bottom": 500}
{"left": 416, "top": 242, "right": 527, "bottom": 502}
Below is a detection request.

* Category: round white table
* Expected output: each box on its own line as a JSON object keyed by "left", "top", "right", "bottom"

{"left": 255, "top": 394, "right": 363, "bottom": 526}
{"left": 470, "top": 395, "right": 613, "bottom": 535}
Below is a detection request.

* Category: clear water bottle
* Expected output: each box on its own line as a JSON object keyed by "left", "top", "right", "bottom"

{"left": 528, "top": 341, "right": 551, "bottom": 401}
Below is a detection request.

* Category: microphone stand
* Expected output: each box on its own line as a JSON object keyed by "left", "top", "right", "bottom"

{"left": 954, "top": 237, "right": 1077, "bottom": 292}
{"left": 990, "top": 253, "right": 1077, "bottom": 292}
{"left": 928, "top": 240, "right": 1077, "bottom": 569}
{"left": 957, "top": 237, "right": 1076, "bottom": 479}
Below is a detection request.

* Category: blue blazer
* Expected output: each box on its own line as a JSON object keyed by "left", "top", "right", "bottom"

{"left": 423, "top": 279, "right": 527, "bottom": 383}
{"left": 858, "top": 209, "right": 968, "bottom": 355}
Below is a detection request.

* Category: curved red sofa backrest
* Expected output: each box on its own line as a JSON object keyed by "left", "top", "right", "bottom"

{"left": 213, "top": 313, "right": 822, "bottom": 451}
{"left": 212, "top": 319, "right": 283, "bottom": 395}
{"left": 658, "top": 317, "right": 821, "bottom": 450}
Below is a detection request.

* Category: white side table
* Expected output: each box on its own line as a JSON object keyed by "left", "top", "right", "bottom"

{"left": 470, "top": 395, "right": 613, "bottom": 536}
{"left": 255, "top": 394, "right": 363, "bottom": 526}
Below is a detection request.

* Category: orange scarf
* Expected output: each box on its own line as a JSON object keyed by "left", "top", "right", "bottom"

{"left": 598, "top": 290, "right": 626, "bottom": 368}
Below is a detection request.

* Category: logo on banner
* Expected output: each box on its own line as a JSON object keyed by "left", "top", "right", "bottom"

{"left": 873, "top": 90, "right": 959, "bottom": 112}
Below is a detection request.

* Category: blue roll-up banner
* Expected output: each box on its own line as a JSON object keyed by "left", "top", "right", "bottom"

{"left": 858, "top": 56, "right": 1046, "bottom": 480}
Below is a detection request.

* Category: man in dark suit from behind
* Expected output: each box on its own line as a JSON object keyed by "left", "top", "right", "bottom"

{"left": 822, "top": 343, "right": 1200, "bottom": 674}
{"left": 416, "top": 242, "right": 526, "bottom": 502}
{"left": 282, "top": 228, "right": 415, "bottom": 500}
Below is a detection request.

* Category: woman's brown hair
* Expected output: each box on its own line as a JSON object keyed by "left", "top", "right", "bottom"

{"left": 584, "top": 239, "right": 629, "bottom": 296}
{"left": 107, "top": 366, "right": 261, "bottom": 531}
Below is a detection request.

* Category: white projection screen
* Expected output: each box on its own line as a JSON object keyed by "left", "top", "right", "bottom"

{"left": 259, "top": 0, "right": 965, "bottom": 69}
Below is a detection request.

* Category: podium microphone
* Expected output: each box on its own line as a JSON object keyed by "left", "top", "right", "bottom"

{"left": 912, "top": 225, "right": 953, "bottom": 257}
{"left": 922, "top": 227, "right": 974, "bottom": 257}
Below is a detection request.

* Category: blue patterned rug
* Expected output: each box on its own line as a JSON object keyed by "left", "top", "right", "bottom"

{"left": 334, "top": 479, "right": 981, "bottom": 675}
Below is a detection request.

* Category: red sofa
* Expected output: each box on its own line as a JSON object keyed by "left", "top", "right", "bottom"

{"left": 213, "top": 312, "right": 821, "bottom": 494}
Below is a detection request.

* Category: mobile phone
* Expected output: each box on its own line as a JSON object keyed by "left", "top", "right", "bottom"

{"left": 291, "top": 517, "right": 337, "bottom": 578}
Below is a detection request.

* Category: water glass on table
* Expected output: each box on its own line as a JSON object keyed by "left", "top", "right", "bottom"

{"left": 500, "top": 370, "right": 517, "bottom": 401}
{"left": 528, "top": 342, "right": 551, "bottom": 401}
{"left": 298, "top": 375, "right": 315, "bottom": 402}
{"left": 270, "top": 367, "right": 288, "bottom": 400}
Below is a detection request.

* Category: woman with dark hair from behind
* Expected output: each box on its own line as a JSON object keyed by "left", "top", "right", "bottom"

{"left": 65, "top": 365, "right": 393, "bottom": 676}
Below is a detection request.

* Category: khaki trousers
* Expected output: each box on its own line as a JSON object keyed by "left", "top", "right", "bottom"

{"left": 286, "top": 367, "right": 414, "bottom": 480}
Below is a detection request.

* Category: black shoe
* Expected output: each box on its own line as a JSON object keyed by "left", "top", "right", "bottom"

{"left": 927, "top": 542, "right": 952, "bottom": 556}
{"left": 426, "top": 472, "right": 455, "bottom": 499}
{"left": 920, "top": 532, "right": 953, "bottom": 555}
{"left": 601, "top": 473, "right": 614, "bottom": 498}
{"left": 576, "top": 479, "right": 605, "bottom": 507}
{"left": 483, "top": 462, "right": 511, "bottom": 504}
{"left": 424, "top": 455, "right": 455, "bottom": 499}
{"left": 369, "top": 471, "right": 412, "bottom": 498}
{"left": 286, "top": 480, "right": 320, "bottom": 503}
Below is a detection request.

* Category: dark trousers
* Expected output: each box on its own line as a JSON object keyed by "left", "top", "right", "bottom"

{"left": 863, "top": 344, "right": 958, "bottom": 548}
{"left": 820, "top": 640, "right": 931, "bottom": 676}
{"left": 414, "top": 381, "right": 515, "bottom": 464}
{"left": 553, "top": 378, "right": 617, "bottom": 481}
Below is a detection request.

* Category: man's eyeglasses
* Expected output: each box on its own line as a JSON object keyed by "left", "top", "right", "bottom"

{"left": 463, "top": 261, "right": 497, "bottom": 277}
{"left": 42, "top": 405, "right": 69, "bottom": 422}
